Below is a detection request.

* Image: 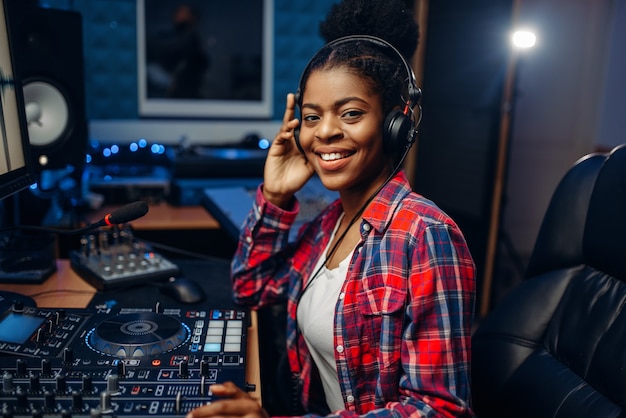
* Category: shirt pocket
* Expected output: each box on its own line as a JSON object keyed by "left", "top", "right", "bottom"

{"left": 357, "top": 286, "right": 407, "bottom": 316}
{"left": 356, "top": 286, "right": 407, "bottom": 354}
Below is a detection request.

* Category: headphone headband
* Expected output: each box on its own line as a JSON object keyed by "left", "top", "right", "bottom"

{"left": 296, "top": 34, "right": 422, "bottom": 106}
{"left": 295, "top": 34, "right": 422, "bottom": 156}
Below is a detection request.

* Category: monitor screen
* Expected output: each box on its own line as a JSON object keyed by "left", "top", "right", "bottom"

{"left": 0, "top": 0, "right": 35, "bottom": 200}
{"left": 137, "top": 0, "right": 274, "bottom": 119}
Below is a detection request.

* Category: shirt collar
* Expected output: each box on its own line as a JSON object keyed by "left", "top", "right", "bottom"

{"left": 361, "top": 170, "right": 413, "bottom": 233}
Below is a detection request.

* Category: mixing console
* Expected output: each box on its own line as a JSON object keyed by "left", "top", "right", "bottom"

{"left": 0, "top": 296, "right": 251, "bottom": 417}
{"left": 69, "top": 227, "right": 180, "bottom": 290}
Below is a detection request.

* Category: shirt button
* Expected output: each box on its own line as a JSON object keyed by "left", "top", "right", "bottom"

{"left": 245, "top": 236, "right": 252, "bottom": 243}
{"left": 336, "top": 345, "right": 344, "bottom": 353}
{"left": 362, "top": 224, "right": 371, "bottom": 232}
{"left": 346, "top": 395, "right": 355, "bottom": 403}
{"left": 339, "top": 292, "right": 345, "bottom": 300}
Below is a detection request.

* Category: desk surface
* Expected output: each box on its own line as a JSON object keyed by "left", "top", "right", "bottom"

{"left": 0, "top": 259, "right": 261, "bottom": 405}
{"left": 87, "top": 202, "right": 220, "bottom": 230}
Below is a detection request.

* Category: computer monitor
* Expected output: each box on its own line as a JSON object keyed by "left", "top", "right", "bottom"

{"left": 136, "top": 0, "right": 274, "bottom": 118}
{"left": 0, "top": 0, "right": 35, "bottom": 202}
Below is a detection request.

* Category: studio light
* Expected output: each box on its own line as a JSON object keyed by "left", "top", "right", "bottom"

{"left": 512, "top": 30, "right": 537, "bottom": 49}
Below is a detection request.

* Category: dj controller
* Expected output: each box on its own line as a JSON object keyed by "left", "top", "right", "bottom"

{"left": 0, "top": 295, "right": 251, "bottom": 417}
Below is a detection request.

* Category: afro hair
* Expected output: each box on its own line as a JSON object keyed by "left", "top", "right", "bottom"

{"left": 319, "top": 0, "right": 419, "bottom": 61}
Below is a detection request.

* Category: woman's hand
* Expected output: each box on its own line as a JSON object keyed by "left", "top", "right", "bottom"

{"left": 263, "top": 93, "right": 315, "bottom": 208}
{"left": 186, "top": 382, "right": 269, "bottom": 418}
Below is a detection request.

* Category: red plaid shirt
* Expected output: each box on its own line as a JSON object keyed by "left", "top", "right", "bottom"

{"left": 231, "top": 171, "right": 476, "bottom": 417}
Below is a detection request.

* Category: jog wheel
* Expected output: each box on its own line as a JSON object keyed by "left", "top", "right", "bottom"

{"left": 87, "top": 312, "right": 190, "bottom": 358}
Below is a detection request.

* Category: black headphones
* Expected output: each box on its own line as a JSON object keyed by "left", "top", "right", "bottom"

{"left": 294, "top": 35, "right": 422, "bottom": 156}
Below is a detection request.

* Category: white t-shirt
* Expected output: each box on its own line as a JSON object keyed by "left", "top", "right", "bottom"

{"left": 297, "top": 215, "right": 355, "bottom": 412}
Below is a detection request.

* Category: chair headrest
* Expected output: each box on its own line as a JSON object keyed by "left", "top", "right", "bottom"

{"left": 526, "top": 144, "right": 626, "bottom": 280}
{"left": 584, "top": 144, "right": 626, "bottom": 281}
{"left": 525, "top": 152, "right": 605, "bottom": 277}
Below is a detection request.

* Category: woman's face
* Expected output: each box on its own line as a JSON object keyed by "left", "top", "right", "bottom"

{"left": 298, "top": 67, "right": 391, "bottom": 194}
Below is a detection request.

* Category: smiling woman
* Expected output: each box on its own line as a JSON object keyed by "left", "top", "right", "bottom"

{"left": 187, "top": 1, "right": 477, "bottom": 417}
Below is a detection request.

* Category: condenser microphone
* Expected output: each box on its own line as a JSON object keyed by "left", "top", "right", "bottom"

{"left": 90, "top": 201, "right": 149, "bottom": 229}
{"left": 0, "top": 201, "right": 150, "bottom": 235}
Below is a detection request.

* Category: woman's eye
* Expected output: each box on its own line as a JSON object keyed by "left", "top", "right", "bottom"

{"left": 342, "top": 110, "right": 363, "bottom": 120}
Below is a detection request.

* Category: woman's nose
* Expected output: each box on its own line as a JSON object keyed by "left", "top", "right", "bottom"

{"left": 315, "top": 116, "right": 343, "bottom": 141}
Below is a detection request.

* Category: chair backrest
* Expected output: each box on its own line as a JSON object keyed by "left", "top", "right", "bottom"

{"left": 471, "top": 144, "right": 626, "bottom": 418}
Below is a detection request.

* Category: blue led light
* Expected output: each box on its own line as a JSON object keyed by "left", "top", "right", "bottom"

{"left": 258, "top": 138, "right": 270, "bottom": 149}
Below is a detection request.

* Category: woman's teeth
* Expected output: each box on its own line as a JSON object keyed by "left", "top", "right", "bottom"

{"left": 320, "top": 152, "right": 345, "bottom": 161}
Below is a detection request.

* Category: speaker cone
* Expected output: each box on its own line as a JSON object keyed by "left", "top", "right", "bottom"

{"left": 23, "top": 80, "right": 69, "bottom": 148}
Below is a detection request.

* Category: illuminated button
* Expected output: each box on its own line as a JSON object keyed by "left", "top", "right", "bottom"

{"left": 151, "top": 359, "right": 161, "bottom": 366}
{"left": 225, "top": 335, "right": 241, "bottom": 343}
{"left": 203, "top": 343, "right": 221, "bottom": 352}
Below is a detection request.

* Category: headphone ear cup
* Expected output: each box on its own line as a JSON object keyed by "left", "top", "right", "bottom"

{"left": 294, "top": 126, "right": 305, "bottom": 155}
{"left": 293, "top": 90, "right": 305, "bottom": 155}
{"left": 383, "top": 109, "right": 413, "bottom": 154}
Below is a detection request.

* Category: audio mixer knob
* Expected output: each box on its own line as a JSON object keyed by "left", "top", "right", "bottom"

{"left": 41, "top": 359, "right": 52, "bottom": 376}
{"left": 200, "top": 359, "right": 209, "bottom": 376}
{"left": 100, "top": 391, "right": 112, "bottom": 413}
{"left": 106, "top": 374, "right": 120, "bottom": 394}
{"left": 63, "top": 348, "right": 74, "bottom": 364}
{"left": 54, "top": 309, "right": 66, "bottom": 325}
{"left": 82, "top": 375, "right": 93, "bottom": 392}
{"left": 3, "top": 372, "right": 14, "bottom": 393}
{"left": 179, "top": 359, "right": 189, "bottom": 378}
{"left": 56, "top": 373, "right": 67, "bottom": 392}
{"left": 16, "top": 359, "right": 26, "bottom": 375}
{"left": 44, "top": 391, "right": 55, "bottom": 410}
{"left": 115, "top": 360, "right": 126, "bottom": 377}
{"left": 16, "top": 389, "right": 27, "bottom": 408}
{"left": 12, "top": 300, "right": 24, "bottom": 312}
{"left": 72, "top": 391, "right": 83, "bottom": 411}
{"left": 30, "top": 375, "right": 40, "bottom": 392}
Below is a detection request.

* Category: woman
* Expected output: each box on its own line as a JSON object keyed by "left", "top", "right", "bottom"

{"left": 188, "top": 3, "right": 476, "bottom": 417}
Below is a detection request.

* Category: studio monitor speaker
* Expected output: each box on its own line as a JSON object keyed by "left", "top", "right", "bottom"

{"left": 10, "top": 5, "right": 87, "bottom": 174}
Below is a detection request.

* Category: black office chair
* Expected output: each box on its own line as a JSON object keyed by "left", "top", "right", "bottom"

{"left": 471, "top": 144, "right": 626, "bottom": 418}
